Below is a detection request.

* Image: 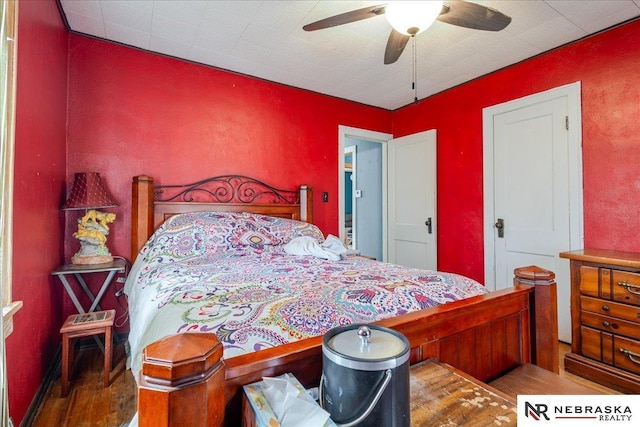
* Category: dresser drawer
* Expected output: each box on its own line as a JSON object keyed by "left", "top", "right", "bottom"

{"left": 581, "top": 296, "right": 640, "bottom": 324}
{"left": 581, "top": 326, "right": 613, "bottom": 364}
{"left": 612, "top": 270, "right": 640, "bottom": 306}
{"left": 581, "top": 311, "right": 640, "bottom": 340}
{"left": 579, "top": 266, "right": 600, "bottom": 297}
{"left": 581, "top": 325, "right": 640, "bottom": 375}
{"left": 614, "top": 335, "right": 640, "bottom": 376}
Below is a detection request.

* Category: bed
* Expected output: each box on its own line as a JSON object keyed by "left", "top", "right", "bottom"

{"left": 127, "top": 174, "right": 559, "bottom": 427}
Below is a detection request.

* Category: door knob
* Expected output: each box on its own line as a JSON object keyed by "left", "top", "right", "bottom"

{"left": 425, "top": 218, "right": 432, "bottom": 234}
{"left": 495, "top": 218, "right": 504, "bottom": 238}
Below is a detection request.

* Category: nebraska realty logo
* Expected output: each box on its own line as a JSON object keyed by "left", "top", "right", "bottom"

{"left": 517, "top": 395, "right": 638, "bottom": 426}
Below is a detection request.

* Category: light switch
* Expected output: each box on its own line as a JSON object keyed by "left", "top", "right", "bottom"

{"left": 355, "top": 189, "right": 362, "bottom": 198}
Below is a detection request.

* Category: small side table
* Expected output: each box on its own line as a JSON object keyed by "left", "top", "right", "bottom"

{"left": 60, "top": 309, "right": 115, "bottom": 397}
{"left": 51, "top": 258, "right": 126, "bottom": 314}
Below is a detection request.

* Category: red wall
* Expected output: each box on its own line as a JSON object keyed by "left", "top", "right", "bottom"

{"left": 393, "top": 19, "right": 640, "bottom": 283}
{"left": 65, "top": 35, "right": 392, "bottom": 322}
{"left": 10, "top": 7, "right": 640, "bottom": 422}
{"left": 6, "top": 1, "right": 68, "bottom": 424}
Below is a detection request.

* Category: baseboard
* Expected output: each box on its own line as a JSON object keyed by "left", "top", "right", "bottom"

{"left": 19, "top": 331, "right": 129, "bottom": 427}
{"left": 564, "top": 352, "right": 640, "bottom": 394}
{"left": 19, "top": 347, "right": 61, "bottom": 427}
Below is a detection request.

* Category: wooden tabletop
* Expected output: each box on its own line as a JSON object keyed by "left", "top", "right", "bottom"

{"left": 559, "top": 248, "right": 640, "bottom": 268}
{"left": 410, "top": 360, "right": 517, "bottom": 426}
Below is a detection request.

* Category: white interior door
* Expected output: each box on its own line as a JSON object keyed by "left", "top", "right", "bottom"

{"left": 483, "top": 83, "right": 583, "bottom": 343}
{"left": 388, "top": 130, "right": 437, "bottom": 270}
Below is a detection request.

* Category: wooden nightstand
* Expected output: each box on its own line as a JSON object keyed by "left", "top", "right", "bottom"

{"left": 560, "top": 249, "right": 640, "bottom": 393}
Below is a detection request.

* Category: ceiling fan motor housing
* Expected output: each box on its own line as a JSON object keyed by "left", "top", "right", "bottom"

{"left": 384, "top": 1, "right": 444, "bottom": 36}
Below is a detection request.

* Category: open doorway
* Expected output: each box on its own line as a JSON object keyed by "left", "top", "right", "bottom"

{"left": 338, "top": 126, "right": 392, "bottom": 261}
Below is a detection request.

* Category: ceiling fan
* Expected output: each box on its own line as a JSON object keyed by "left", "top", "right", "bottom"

{"left": 303, "top": 1, "right": 512, "bottom": 65}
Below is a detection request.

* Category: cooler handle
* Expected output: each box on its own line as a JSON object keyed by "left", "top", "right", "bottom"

{"left": 319, "top": 369, "right": 392, "bottom": 427}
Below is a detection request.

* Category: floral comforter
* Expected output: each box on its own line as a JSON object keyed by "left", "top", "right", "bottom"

{"left": 124, "top": 212, "right": 487, "bottom": 378}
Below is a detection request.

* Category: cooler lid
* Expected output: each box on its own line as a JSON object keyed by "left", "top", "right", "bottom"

{"left": 325, "top": 325, "right": 407, "bottom": 360}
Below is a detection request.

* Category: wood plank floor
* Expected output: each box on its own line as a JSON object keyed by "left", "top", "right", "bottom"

{"left": 30, "top": 342, "right": 618, "bottom": 426}
{"left": 31, "top": 342, "right": 137, "bottom": 427}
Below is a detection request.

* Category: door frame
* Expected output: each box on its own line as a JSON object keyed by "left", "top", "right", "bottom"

{"left": 482, "top": 82, "right": 584, "bottom": 289}
{"left": 338, "top": 125, "right": 392, "bottom": 261}
{"left": 344, "top": 145, "right": 357, "bottom": 249}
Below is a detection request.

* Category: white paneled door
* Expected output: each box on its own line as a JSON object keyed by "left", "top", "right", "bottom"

{"left": 387, "top": 130, "right": 437, "bottom": 270}
{"left": 483, "top": 83, "right": 583, "bottom": 343}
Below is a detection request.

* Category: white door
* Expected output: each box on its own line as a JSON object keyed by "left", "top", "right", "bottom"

{"left": 388, "top": 130, "right": 437, "bottom": 270}
{"left": 483, "top": 83, "right": 583, "bottom": 343}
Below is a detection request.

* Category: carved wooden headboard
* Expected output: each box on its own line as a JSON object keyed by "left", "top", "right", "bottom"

{"left": 130, "top": 175, "right": 313, "bottom": 262}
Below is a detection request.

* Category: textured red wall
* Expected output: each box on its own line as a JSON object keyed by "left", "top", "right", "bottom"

{"left": 6, "top": 1, "right": 68, "bottom": 424}
{"left": 67, "top": 35, "right": 391, "bottom": 248}
{"left": 392, "top": 19, "right": 640, "bottom": 283}
{"left": 65, "top": 35, "right": 391, "bottom": 322}
{"left": 10, "top": 9, "right": 640, "bottom": 423}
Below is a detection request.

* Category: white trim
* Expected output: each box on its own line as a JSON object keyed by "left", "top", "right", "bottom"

{"left": 344, "top": 145, "right": 357, "bottom": 249}
{"left": 1, "top": 0, "right": 20, "bottom": 336}
{"left": 338, "top": 126, "right": 392, "bottom": 261}
{"left": 482, "top": 82, "right": 584, "bottom": 289}
{"left": 2, "top": 301, "right": 21, "bottom": 338}
{"left": 299, "top": 185, "right": 309, "bottom": 222}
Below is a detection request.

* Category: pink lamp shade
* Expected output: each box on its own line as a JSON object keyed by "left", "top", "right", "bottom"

{"left": 62, "top": 172, "right": 118, "bottom": 210}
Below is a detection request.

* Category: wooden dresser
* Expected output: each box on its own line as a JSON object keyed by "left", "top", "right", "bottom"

{"left": 560, "top": 249, "right": 640, "bottom": 393}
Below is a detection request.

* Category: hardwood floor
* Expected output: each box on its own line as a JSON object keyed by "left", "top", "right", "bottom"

{"left": 557, "top": 342, "right": 621, "bottom": 394}
{"left": 30, "top": 342, "right": 617, "bottom": 426}
{"left": 31, "top": 342, "right": 137, "bottom": 427}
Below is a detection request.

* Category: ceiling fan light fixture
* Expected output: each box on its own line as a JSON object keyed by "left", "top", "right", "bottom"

{"left": 385, "top": 1, "right": 443, "bottom": 36}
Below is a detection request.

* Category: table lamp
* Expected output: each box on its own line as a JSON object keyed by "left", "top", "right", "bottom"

{"left": 62, "top": 172, "right": 118, "bottom": 265}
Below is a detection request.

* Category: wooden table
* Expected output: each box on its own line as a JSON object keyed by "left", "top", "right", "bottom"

{"left": 242, "top": 359, "right": 517, "bottom": 427}
{"left": 410, "top": 360, "right": 517, "bottom": 426}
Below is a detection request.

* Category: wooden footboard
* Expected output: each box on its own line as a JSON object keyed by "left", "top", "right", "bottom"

{"left": 137, "top": 266, "right": 558, "bottom": 427}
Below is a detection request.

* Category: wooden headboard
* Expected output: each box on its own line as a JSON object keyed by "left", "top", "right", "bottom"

{"left": 130, "top": 175, "right": 313, "bottom": 262}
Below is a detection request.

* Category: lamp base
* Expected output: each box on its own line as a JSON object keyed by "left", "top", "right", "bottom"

{"left": 71, "top": 254, "right": 114, "bottom": 265}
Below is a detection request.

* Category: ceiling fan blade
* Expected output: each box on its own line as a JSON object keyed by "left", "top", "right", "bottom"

{"left": 384, "top": 29, "right": 410, "bottom": 65}
{"left": 303, "top": 5, "right": 386, "bottom": 31}
{"left": 437, "top": 1, "right": 511, "bottom": 31}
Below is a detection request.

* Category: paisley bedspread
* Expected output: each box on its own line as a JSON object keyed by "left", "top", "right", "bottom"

{"left": 124, "top": 211, "right": 487, "bottom": 378}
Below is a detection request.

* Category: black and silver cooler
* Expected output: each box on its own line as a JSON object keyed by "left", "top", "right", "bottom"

{"left": 320, "top": 324, "right": 410, "bottom": 427}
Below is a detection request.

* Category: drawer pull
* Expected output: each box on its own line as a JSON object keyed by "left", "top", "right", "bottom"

{"left": 603, "top": 321, "right": 610, "bottom": 327}
{"left": 617, "top": 280, "right": 640, "bottom": 296}
{"left": 620, "top": 348, "right": 640, "bottom": 365}
{"left": 602, "top": 305, "right": 610, "bottom": 311}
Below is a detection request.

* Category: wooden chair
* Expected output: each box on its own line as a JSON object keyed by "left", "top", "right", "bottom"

{"left": 59, "top": 309, "right": 115, "bottom": 397}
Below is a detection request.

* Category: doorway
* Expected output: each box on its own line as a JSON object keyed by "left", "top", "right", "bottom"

{"left": 483, "top": 82, "right": 583, "bottom": 343}
{"left": 338, "top": 126, "right": 392, "bottom": 261}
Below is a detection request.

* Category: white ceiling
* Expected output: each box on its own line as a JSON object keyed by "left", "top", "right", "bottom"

{"left": 59, "top": 0, "right": 640, "bottom": 110}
